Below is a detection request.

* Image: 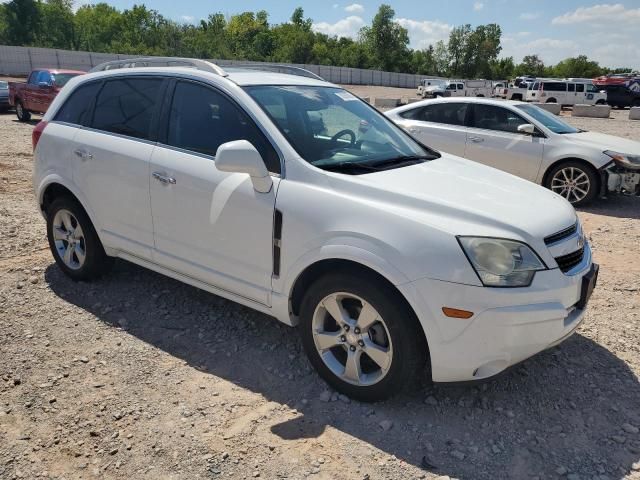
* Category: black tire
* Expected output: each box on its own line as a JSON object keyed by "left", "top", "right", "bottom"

{"left": 15, "top": 100, "right": 31, "bottom": 122}
{"left": 299, "top": 272, "right": 427, "bottom": 402}
{"left": 546, "top": 98, "right": 557, "bottom": 104}
{"left": 512, "top": 94, "right": 523, "bottom": 101}
{"left": 596, "top": 99, "right": 606, "bottom": 105}
{"left": 544, "top": 160, "right": 599, "bottom": 206}
{"left": 46, "top": 196, "right": 113, "bottom": 281}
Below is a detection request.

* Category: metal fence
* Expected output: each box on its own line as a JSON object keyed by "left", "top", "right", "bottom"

{"left": 0, "top": 45, "right": 426, "bottom": 88}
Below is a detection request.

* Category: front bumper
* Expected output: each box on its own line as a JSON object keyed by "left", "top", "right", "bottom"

{"left": 399, "top": 249, "right": 595, "bottom": 383}
{"left": 604, "top": 163, "right": 640, "bottom": 196}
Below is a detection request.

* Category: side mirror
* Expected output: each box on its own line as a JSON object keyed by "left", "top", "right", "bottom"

{"left": 215, "top": 140, "right": 272, "bottom": 193}
{"left": 517, "top": 123, "right": 536, "bottom": 135}
{"left": 38, "top": 81, "right": 52, "bottom": 89}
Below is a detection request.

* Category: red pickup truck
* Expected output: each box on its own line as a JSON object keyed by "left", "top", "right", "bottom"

{"left": 9, "top": 69, "right": 85, "bottom": 122}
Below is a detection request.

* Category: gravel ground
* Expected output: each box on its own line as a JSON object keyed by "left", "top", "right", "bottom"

{"left": 1, "top": 98, "right": 639, "bottom": 480}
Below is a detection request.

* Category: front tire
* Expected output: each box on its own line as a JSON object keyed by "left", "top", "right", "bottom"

{"left": 299, "top": 272, "right": 427, "bottom": 402}
{"left": 46, "top": 196, "right": 113, "bottom": 281}
{"left": 545, "top": 161, "right": 599, "bottom": 206}
{"left": 546, "top": 98, "right": 557, "bottom": 104}
{"left": 16, "top": 100, "right": 31, "bottom": 122}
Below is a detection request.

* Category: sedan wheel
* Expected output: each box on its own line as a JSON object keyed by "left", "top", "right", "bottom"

{"left": 52, "top": 209, "right": 87, "bottom": 270}
{"left": 545, "top": 161, "right": 598, "bottom": 206}
{"left": 312, "top": 292, "right": 393, "bottom": 387}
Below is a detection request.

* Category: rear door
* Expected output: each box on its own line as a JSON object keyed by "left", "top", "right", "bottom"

{"left": 72, "top": 76, "right": 165, "bottom": 260}
{"left": 463, "top": 103, "right": 545, "bottom": 181}
{"left": 397, "top": 102, "right": 468, "bottom": 156}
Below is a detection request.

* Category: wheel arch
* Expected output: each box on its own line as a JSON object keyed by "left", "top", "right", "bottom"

{"left": 541, "top": 157, "right": 601, "bottom": 190}
{"left": 288, "top": 258, "right": 430, "bottom": 359}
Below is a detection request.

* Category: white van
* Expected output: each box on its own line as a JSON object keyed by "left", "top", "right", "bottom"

{"left": 526, "top": 79, "right": 607, "bottom": 105}
{"left": 417, "top": 78, "right": 447, "bottom": 96}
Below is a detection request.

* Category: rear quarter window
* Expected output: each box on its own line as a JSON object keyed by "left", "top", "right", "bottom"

{"left": 54, "top": 82, "right": 102, "bottom": 125}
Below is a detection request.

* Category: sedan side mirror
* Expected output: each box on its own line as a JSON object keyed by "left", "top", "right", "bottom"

{"left": 215, "top": 140, "right": 273, "bottom": 193}
{"left": 517, "top": 123, "right": 536, "bottom": 135}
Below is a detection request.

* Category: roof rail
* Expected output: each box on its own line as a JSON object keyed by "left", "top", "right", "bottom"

{"left": 89, "top": 57, "right": 228, "bottom": 76}
{"left": 225, "top": 63, "right": 324, "bottom": 81}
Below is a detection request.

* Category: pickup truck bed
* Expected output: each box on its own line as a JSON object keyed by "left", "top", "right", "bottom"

{"left": 9, "top": 69, "right": 85, "bottom": 121}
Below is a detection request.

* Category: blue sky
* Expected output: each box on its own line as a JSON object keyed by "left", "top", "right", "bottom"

{"left": 93, "top": 1, "right": 640, "bottom": 69}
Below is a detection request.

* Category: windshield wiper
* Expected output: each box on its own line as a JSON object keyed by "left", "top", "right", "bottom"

{"left": 363, "top": 154, "right": 434, "bottom": 169}
{"left": 319, "top": 161, "right": 383, "bottom": 173}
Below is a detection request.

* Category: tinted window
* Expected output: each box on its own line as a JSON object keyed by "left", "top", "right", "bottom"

{"left": 167, "top": 81, "right": 280, "bottom": 173}
{"left": 543, "top": 82, "right": 566, "bottom": 92}
{"left": 576, "top": 83, "right": 585, "bottom": 93}
{"left": 470, "top": 104, "right": 529, "bottom": 134}
{"left": 401, "top": 103, "right": 467, "bottom": 126}
{"left": 28, "top": 71, "right": 39, "bottom": 84}
{"left": 457, "top": 84, "right": 464, "bottom": 90}
{"left": 51, "top": 73, "right": 82, "bottom": 88}
{"left": 91, "top": 78, "right": 163, "bottom": 140}
{"left": 568, "top": 83, "right": 575, "bottom": 92}
{"left": 54, "top": 82, "right": 101, "bottom": 125}
{"left": 587, "top": 84, "right": 599, "bottom": 93}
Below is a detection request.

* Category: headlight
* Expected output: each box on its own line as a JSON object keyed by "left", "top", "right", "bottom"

{"left": 458, "top": 237, "right": 547, "bottom": 287}
{"left": 604, "top": 150, "right": 640, "bottom": 171}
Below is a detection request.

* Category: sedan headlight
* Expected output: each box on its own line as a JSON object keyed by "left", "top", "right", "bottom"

{"left": 458, "top": 237, "right": 547, "bottom": 287}
{"left": 604, "top": 150, "right": 640, "bottom": 171}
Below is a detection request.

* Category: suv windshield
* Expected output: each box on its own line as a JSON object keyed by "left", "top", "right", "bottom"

{"left": 516, "top": 104, "right": 580, "bottom": 134}
{"left": 245, "top": 85, "right": 438, "bottom": 173}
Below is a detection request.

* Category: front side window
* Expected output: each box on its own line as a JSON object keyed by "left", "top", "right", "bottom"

{"left": 457, "top": 84, "right": 464, "bottom": 90}
{"left": 36, "top": 71, "right": 53, "bottom": 85}
{"left": 470, "top": 104, "right": 529, "bottom": 134}
{"left": 166, "top": 81, "right": 280, "bottom": 173}
{"left": 246, "top": 85, "right": 437, "bottom": 172}
{"left": 446, "top": 84, "right": 456, "bottom": 90}
{"left": 91, "top": 77, "right": 163, "bottom": 140}
{"left": 516, "top": 104, "right": 579, "bottom": 134}
{"left": 586, "top": 84, "right": 599, "bottom": 93}
{"left": 54, "top": 82, "right": 101, "bottom": 125}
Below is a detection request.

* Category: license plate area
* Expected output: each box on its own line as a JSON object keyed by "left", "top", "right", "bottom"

{"left": 577, "top": 263, "right": 599, "bottom": 310}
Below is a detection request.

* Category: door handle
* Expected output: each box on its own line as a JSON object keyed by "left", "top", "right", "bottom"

{"left": 73, "top": 149, "right": 93, "bottom": 161}
{"left": 152, "top": 172, "right": 176, "bottom": 185}
{"left": 468, "top": 136, "right": 484, "bottom": 143}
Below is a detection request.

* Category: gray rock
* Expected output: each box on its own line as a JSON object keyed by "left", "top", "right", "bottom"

{"left": 622, "top": 423, "right": 638, "bottom": 434}
{"left": 379, "top": 420, "right": 393, "bottom": 431}
{"left": 450, "top": 450, "right": 465, "bottom": 460}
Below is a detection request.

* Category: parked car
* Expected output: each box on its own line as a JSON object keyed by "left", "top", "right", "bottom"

{"left": 34, "top": 61, "right": 599, "bottom": 401}
{"left": 525, "top": 79, "right": 607, "bottom": 106}
{"left": 422, "top": 79, "right": 493, "bottom": 98}
{"left": 599, "top": 84, "right": 640, "bottom": 109}
{"left": 386, "top": 97, "right": 640, "bottom": 205}
{"left": 495, "top": 83, "right": 529, "bottom": 101}
{"left": 417, "top": 78, "right": 447, "bottom": 97}
{"left": 9, "top": 69, "right": 85, "bottom": 121}
{"left": 0, "top": 80, "right": 10, "bottom": 112}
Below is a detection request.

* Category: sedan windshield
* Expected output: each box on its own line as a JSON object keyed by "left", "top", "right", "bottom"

{"left": 516, "top": 104, "right": 580, "bottom": 134}
{"left": 245, "top": 85, "right": 439, "bottom": 173}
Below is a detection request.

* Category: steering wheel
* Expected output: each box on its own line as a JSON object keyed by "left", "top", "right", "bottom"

{"left": 330, "top": 129, "right": 357, "bottom": 146}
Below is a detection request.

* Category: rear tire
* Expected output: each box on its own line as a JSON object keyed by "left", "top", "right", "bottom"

{"left": 596, "top": 99, "right": 606, "bottom": 105}
{"left": 545, "top": 161, "right": 599, "bottom": 206}
{"left": 46, "top": 196, "right": 113, "bottom": 281}
{"left": 16, "top": 100, "right": 31, "bottom": 122}
{"left": 299, "top": 272, "right": 427, "bottom": 402}
{"left": 546, "top": 98, "right": 557, "bottom": 104}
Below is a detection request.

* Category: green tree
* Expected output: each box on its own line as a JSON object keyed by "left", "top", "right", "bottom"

{"left": 74, "top": 3, "right": 123, "bottom": 52}
{"left": 490, "top": 56, "right": 515, "bottom": 80}
{"left": 359, "top": 4, "right": 410, "bottom": 72}
{"left": 37, "top": 0, "right": 75, "bottom": 49}
{"left": 4, "top": 0, "right": 40, "bottom": 45}
{"left": 551, "top": 55, "right": 604, "bottom": 78}
{"left": 515, "top": 54, "right": 545, "bottom": 77}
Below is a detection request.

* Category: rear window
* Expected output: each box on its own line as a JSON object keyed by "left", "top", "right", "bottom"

{"left": 54, "top": 82, "right": 101, "bottom": 125}
{"left": 91, "top": 78, "right": 163, "bottom": 140}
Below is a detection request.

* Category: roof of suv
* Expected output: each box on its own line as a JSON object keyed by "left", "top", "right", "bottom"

{"left": 77, "top": 66, "right": 333, "bottom": 88}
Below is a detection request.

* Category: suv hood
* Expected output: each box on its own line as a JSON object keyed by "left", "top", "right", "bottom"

{"left": 327, "top": 154, "right": 576, "bottom": 243}
{"left": 564, "top": 131, "right": 640, "bottom": 155}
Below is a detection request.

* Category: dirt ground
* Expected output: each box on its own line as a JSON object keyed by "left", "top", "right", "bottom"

{"left": 0, "top": 94, "right": 639, "bottom": 480}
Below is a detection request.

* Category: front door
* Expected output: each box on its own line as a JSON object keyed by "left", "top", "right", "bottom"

{"left": 464, "top": 103, "right": 545, "bottom": 181}
{"left": 149, "top": 80, "right": 281, "bottom": 305}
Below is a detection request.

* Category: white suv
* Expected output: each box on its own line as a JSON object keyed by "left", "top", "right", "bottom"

{"left": 33, "top": 60, "right": 598, "bottom": 401}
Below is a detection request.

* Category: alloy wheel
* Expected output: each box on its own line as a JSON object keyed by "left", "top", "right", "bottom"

{"left": 312, "top": 292, "right": 393, "bottom": 386}
{"left": 52, "top": 209, "right": 86, "bottom": 270}
{"left": 550, "top": 167, "right": 591, "bottom": 204}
